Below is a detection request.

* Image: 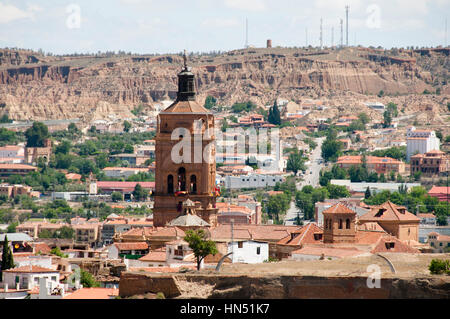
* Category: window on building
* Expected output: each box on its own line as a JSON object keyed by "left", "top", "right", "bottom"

{"left": 385, "top": 242, "right": 395, "bottom": 249}
{"left": 190, "top": 175, "right": 197, "bottom": 194}
{"left": 238, "top": 242, "right": 243, "bottom": 248}
{"left": 256, "top": 247, "right": 261, "bottom": 255}
{"left": 345, "top": 219, "right": 350, "bottom": 229}
{"left": 177, "top": 167, "right": 186, "bottom": 191}
{"left": 338, "top": 219, "right": 343, "bottom": 229}
{"left": 167, "top": 175, "right": 174, "bottom": 194}
{"left": 51, "top": 276, "right": 57, "bottom": 281}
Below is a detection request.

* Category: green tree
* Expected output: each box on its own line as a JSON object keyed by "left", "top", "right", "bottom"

{"left": 184, "top": 229, "right": 218, "bottom": 271}
{"left": 6, "top": 222, "right": 18, "bottom": 233}
{"left": 365, "top": 186, "right": 371, "bottom": 199}
{"left": 1, "top": 235, "right": 15, "bottom": 278}
{"left": 386, "top": 102, "right": 398, "bottom": 117}
{"left": 80, "top": 269, "right": 100, "bottom": 287}
{"left": 267, "top": 193, "right": 290, "bottom": 222}
{"left": 123, "top": 120, "right": 132, "bottom": 133}
{"left": 286, "top": 149, "right": 306, "bottom": 175}
{"left": 111, "top": 192, "right": 124, "bottom": 202}
{"left": 358, "top": 113, "right": 370, "bottom": 125}
{"left": 428, "top": 259, "right": 449, "bottom": 275}
{"left": 25, "top": 122, "right": 49, "bottom": 147}
{"left": 326, "top": 184, "right": 350, "bottom": 199}
{"left": 204, "top": 96, "right": 217, "bottom": 109}
{"left": 55, "top": 140, "right": 71, "bottom": 155}
{"left": 383, "top": 110, "right": 392, "bottom": 128}
{"left": 268, "top": 101, "right": 281, "bottom": 125}
{"left": 68, "top": 123, "right": 79, "bottom": 135}
{"left": 132, "top": 183, "right": 148, "bottom": 201}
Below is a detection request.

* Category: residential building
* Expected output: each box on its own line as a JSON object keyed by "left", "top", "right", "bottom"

{"left": 96, "top": 181, "right": 155, "bottom": 200}
{"left": 336, "top": 155, "right": 405, "bottom": 174}
{"left": 0, "top": 184, "right": 39, "bottom": 198}
{"left": 417, "top": 213, "right": 436, "bottom": 225}
{"left": 358, "top": 201, "right": 420, "bottom": 242}
{"left": 428, "top": 186, "right": 449, "bottom": 202}
{"left": 427, "top": 232, "right": 450, "bottom": 253}
{"left": 0, "top": 145, "right": 24, "bottom": 163}
{"left": 330, "top": 180, "right": 420, "bottom": 195}
{"left": 107, "top": 242, "right": 149, "bottom": 259}
{"left": 227, "top": 240, "right": 268, "bottom": 263}
{"left": 406, "top": 127, "right": 440, "bottom": 161}
{"left": 24, "top": 139, "right": 52, "bottom": 164}
{"left": 0, "top": 163, "right": 37, "bottom": 177}
{"left": 410, "top": 150, "right": 449, "bottom": 176}
{"left": 216, "top": 202, "right": 255, "bottom": 224}
{"left": 2, "top": 266, "right": 60, "bottom": 290}
{"left": 72, "top": 224, "right": 101, "bottom": 247}
{"left": 102, "top": 167, "right": 152, "bottom": 178}
{"left": 223, "top": 174, "right": 283, "bottom": 189}
{"left": 108, "top": 154, "right": 148, "bottom": 166}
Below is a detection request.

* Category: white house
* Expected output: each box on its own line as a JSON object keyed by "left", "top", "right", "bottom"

{"left": 406, "top": 127, "right": 440, "bottom": 161}
{"left": 227, "top": 240, "right": 268, "bottom": 264}
{"left": 2, "top": 266, "right": 60, "bottom": 290}
{"left": 165, "top": 239, "right": 197, "bottom": 268}
{"left": 13, "top": 255, "right": 53, "bottom": 269}
{"left": 107, "top": 242, "right": 149, "bottom": 260}
{"left": 224, "top": 174, "right": 283, "bottom": 189}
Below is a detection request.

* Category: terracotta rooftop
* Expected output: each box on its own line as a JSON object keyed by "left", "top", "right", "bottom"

{"left": 322, "top": 203, "right": 356, "bottom": 215}
{"left": 113, "top": 242, "right": 148, "bottom": 251}
{"left": 277, "top": 223, "right": 323, "bottom": 246}
{"left": 3, "top": 265, "right": 59, "bottom": 273}
{"left": 370, "top": 236, "right": 420, "bottom": 254}
{"left": 63, "top": 288, "right": 119, "bottom": 299}
{"left": 359, "top": 201, "right": 420, "bottom": 222}
{"left": 138, "top": 248, "right": 166, "bottom": 262}
{"left": 149, "top": 226, "right": 185, "bottom": 239}
{"left": 161, "top": 100, "right": 210, "bottom": 114}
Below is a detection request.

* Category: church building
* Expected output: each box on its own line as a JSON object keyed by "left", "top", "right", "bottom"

{"left": 152, "top": 54, "right": 218, "bottom": 227}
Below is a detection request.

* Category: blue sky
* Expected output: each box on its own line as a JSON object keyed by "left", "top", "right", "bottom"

{"left": 0, "top": 0, "right": 448, "bottom": 54}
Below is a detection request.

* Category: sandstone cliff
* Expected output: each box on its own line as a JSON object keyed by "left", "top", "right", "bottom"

{"left": 0, "top": 47, "right": 448, "bottom": 122}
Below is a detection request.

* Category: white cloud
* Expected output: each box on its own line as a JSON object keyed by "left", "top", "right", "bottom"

{"left": 202, "top": 18, "right": 239, "bottom": 28}
{"left": 224, "top": 0, "right": 266, "bottom": 11}
{"left": 0, "top": 2, "right": 41, "bottom": 24}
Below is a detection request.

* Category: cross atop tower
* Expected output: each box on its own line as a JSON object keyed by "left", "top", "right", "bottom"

{"left": 183, "top": 49, "right": 188, "bottom": 70}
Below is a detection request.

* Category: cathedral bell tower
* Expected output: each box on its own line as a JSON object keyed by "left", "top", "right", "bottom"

{"left": 153, "top": 52, "right": 218, "bottom": 227}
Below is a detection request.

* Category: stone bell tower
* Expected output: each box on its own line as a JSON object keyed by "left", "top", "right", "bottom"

{"left": 153, "top": 52, "right": 218, "bottom": 227}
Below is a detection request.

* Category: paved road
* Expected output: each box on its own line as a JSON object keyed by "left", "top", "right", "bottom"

{"left": 284, "top": 137, "right": 326, "bottom": 226}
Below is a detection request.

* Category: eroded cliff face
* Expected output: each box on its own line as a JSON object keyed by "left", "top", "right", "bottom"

{"left": 0, "top": 47, "right": 448, "bottom": 121}
{"left": 119, "top": 272, "right": 450, "bottom": 299}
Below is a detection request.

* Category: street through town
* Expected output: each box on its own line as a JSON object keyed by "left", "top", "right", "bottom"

{"left": 284, "top": 137, "right": 326, "bottom": 225}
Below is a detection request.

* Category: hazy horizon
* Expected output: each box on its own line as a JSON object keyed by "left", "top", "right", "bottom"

{"left": 0, "top": 0, "right": 448, "bottom": 55}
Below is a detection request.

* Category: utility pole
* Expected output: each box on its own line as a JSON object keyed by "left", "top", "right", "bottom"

{"left": 245, "top": 18, "right": 248, "bottom": 48}
{"left": 230, "top": 218, "right": 234, "bottom": 263}
{"left": 320, "top": 18, "right": 323, "bottom": 49}
{"left": 345, "top": 5, "right": 349, "bottom": 47}
{"left": 340, "top": 18, "right": 343, "bottom": 47}
{"left": 331, "top": 26, "right": 334, "bottom": 47}
{"left": 306, "top": 27, "right": 308, "bottom": 47}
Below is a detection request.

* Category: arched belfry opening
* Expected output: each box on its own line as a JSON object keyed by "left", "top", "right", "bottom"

{"left": 178, "top": 167, "right": 186, "bottom": 191}
{"left": 190, "top": 175, "right": 197, "bottom": 194}
{"left": 167, "top": 175, "right": 174, "bottom": 194}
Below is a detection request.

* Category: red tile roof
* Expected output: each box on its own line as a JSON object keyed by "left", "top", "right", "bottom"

{"left": 63, "top": 288, "right": 119, "bottom": 299}
{"left": 139, "top": 248, "right": 166, "bottom": 262}
{"left": 114, "top": 242, "right": 148, "bottom": 250}
{"left": 277, "top": 223, "right": 323, "bottom": 246}
{"left": 322, "top": 203, "right": 356, "bottom": 215}
{"left": 370, "top": 236, "right": 420, "bottom": 253}
{"left": 3, "top": 265, "right": 58, "bottom": 273}
{"left": 359, "top": 201, "right": 420, "bottom": 222}
{"left": 291, "top": 246, "right": 364, "bottom": 258}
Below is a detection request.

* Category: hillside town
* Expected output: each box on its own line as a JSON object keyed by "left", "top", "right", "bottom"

{"left": 0, "top": 48, "right": 449, "bottom": 299}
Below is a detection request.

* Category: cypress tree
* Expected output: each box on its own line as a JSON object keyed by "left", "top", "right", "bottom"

{"left": 268, "top": 101, "right": 281, "bottom": 125}
{"left": 365, "top": 186, "right": 371, "bottom": 199}
{"left": 1, "top": 235, "right": 15, "bottom": 279}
